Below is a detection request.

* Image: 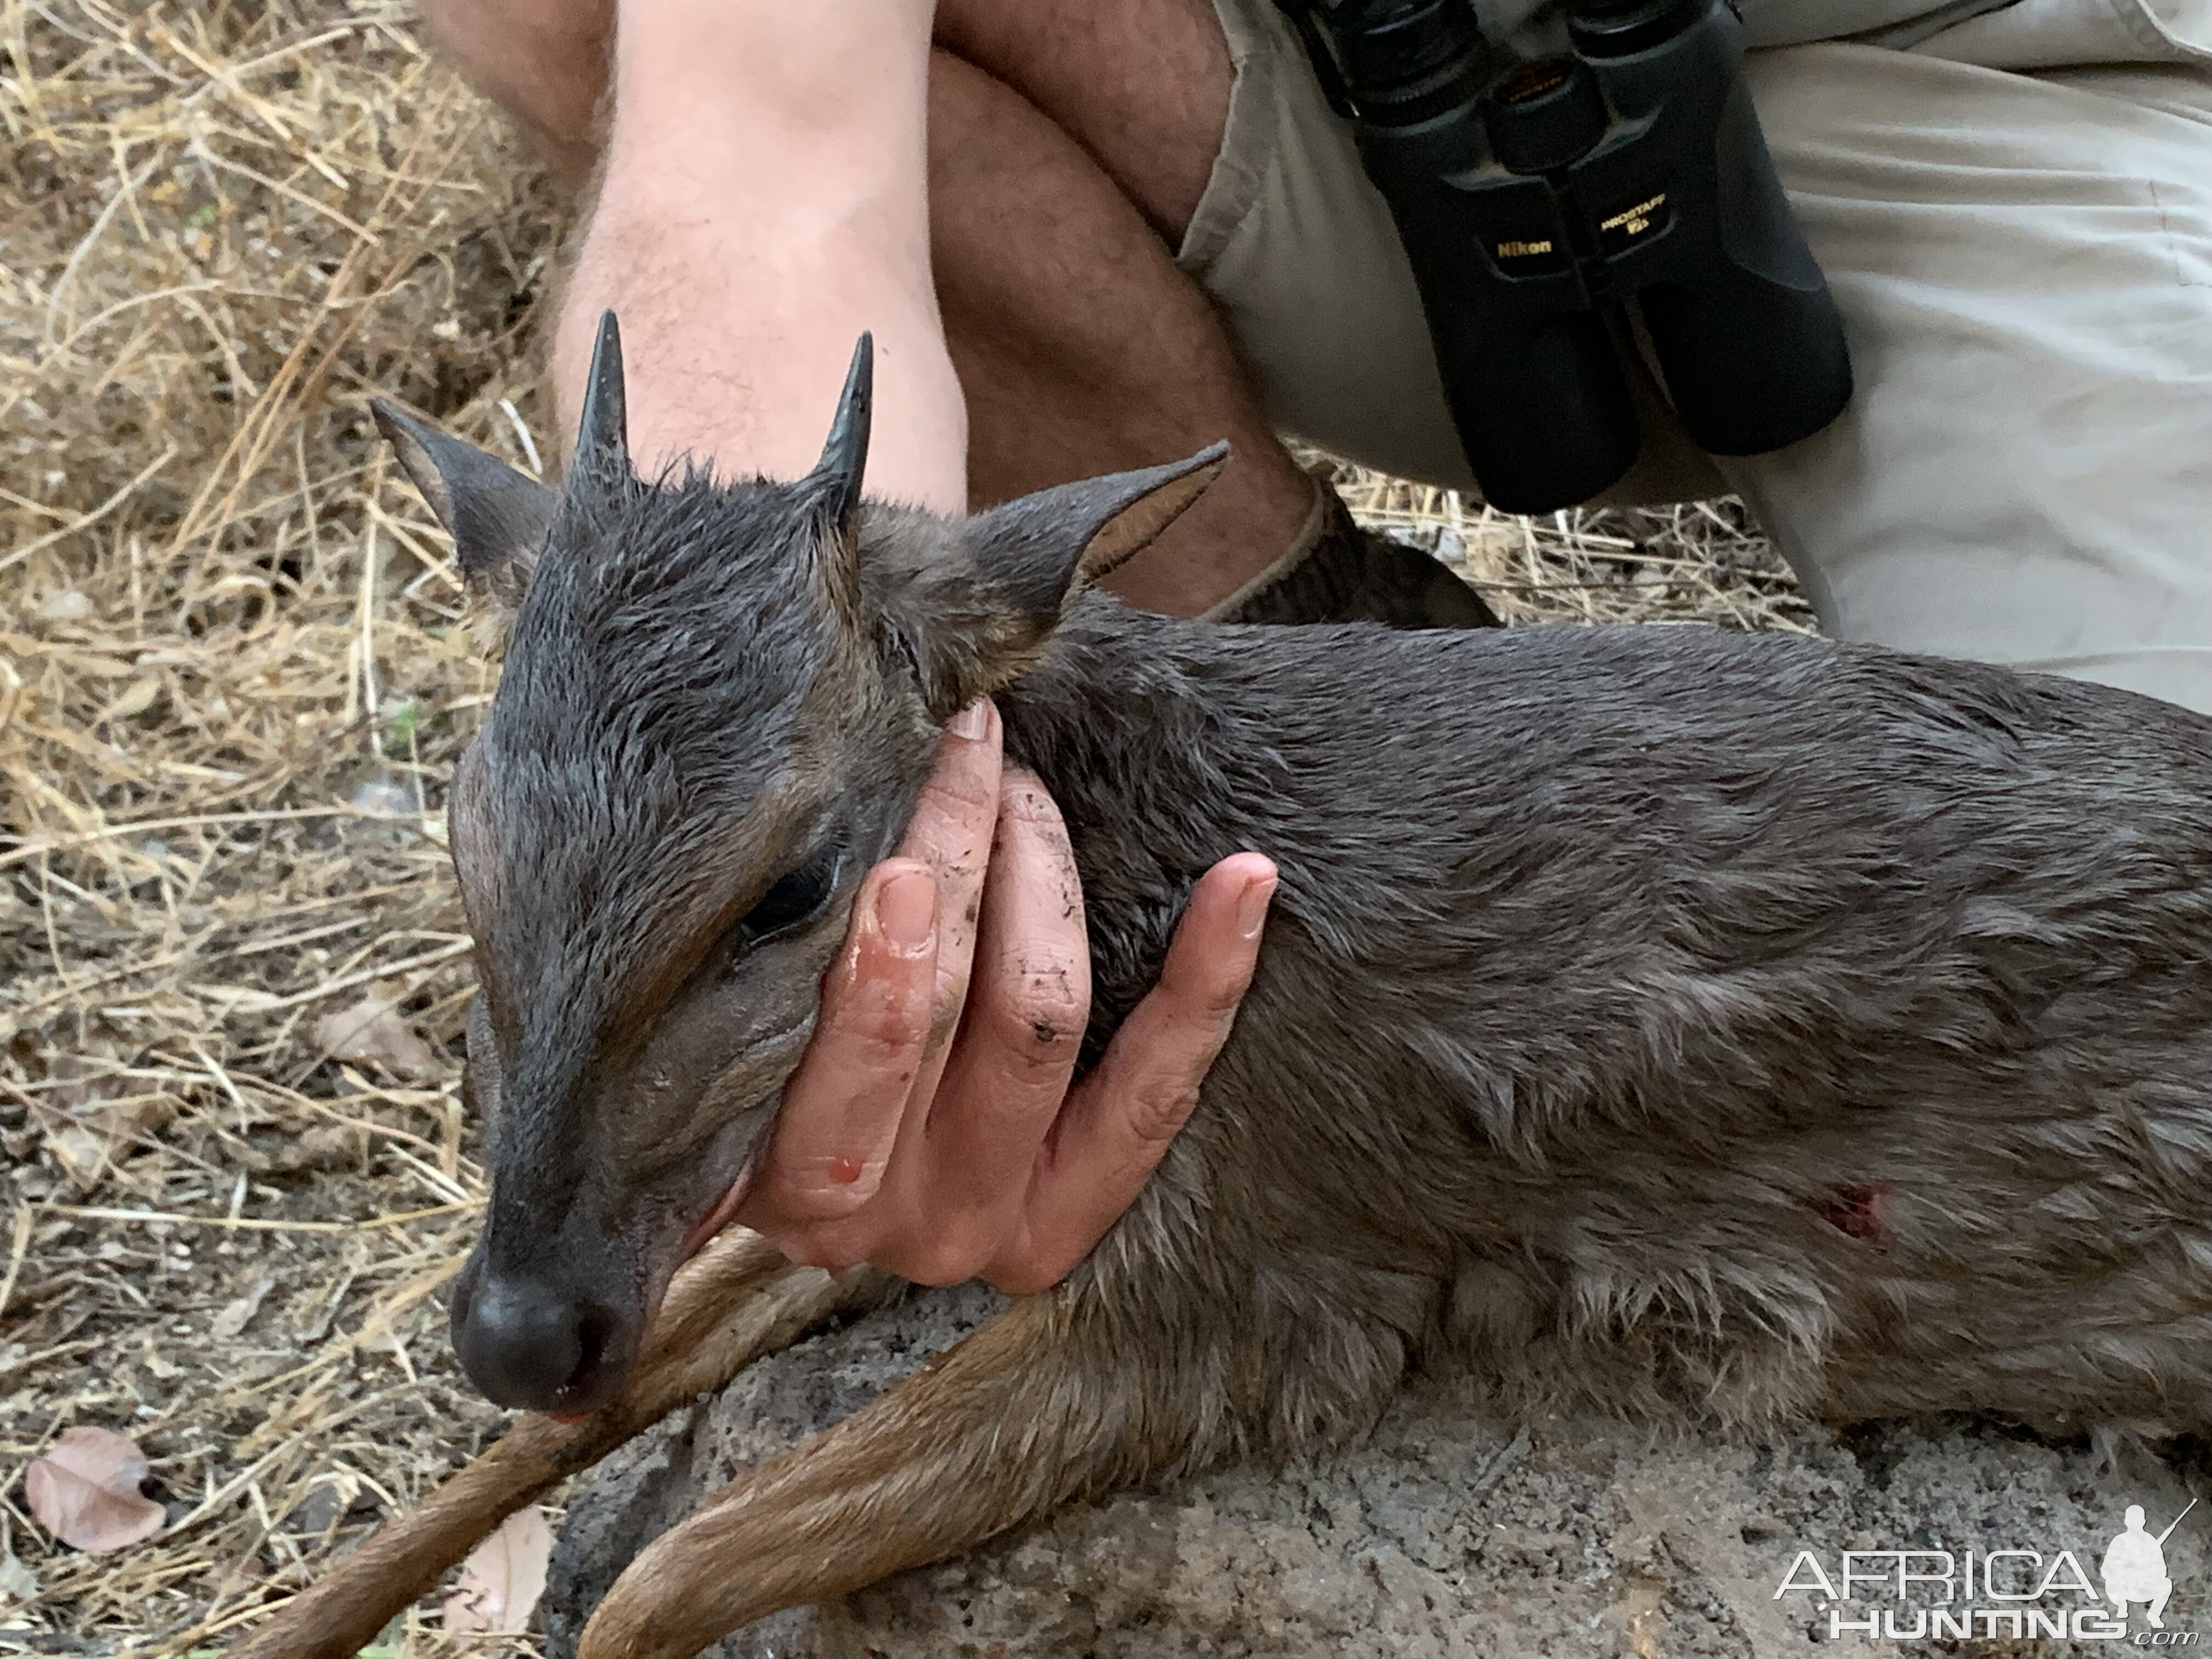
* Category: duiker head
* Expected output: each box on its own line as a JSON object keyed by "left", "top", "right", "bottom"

{"left": 372, "top": 315, "right": 1224, "bottom": 1413}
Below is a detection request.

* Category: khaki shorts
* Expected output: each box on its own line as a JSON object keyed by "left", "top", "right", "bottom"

{"left": 1187, "top": 0, "right": 2212, "bottom": 712}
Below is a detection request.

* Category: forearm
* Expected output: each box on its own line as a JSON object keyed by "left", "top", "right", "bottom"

{"left": 555, "top": 0, "right": 968, "bottom": 510}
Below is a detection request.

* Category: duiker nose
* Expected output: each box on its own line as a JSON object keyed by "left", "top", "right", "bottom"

{"left": 452, "top": 1267, "right": 632, "bottom": 1413}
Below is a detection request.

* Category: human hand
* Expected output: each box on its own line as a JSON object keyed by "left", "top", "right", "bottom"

{"left": 730, "top": 697, "right": 1277, "bottom": 1295}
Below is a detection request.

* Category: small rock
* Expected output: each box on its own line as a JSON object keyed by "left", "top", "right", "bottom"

{"left": 0, "top": 1547, "right": 36, "bottom": 1606}
{"left": 38, "top": 590, "right": 91, "bottom": 623}
{"left": 348, "top": 775, "right": 415, "bottom": 817}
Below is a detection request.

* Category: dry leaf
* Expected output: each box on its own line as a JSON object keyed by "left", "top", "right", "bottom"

{"left": 40, "top": 1058, "right": 176, "bottom": 1195}
{"left": 210, "top": 1272, "right": 276, "bottom": 1340}
{"left": 442, "top": 1505, "right": 554, "bottom": 1634}
{"left": 45, "top": 1051, "right": 124, "bottom": 1111}
{"left": 266, "top": 1121, "right": 368, "bottom": 1177}
{"left": 314, "top": 983, "right": 440, "bottom": 1081}
{"left": 43, "top": 1124, "right": 110, "bottom": 1192}
{"left": 101, "top": 676, "right": 162, "bottom": 721}
{"left": 23, "top": 1426, "right": 166, "bottom": 1553}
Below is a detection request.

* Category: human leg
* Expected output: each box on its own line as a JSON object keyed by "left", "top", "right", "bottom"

{"left": 419, "top": 0, "right": 611, "bottom": 184}
{"left": 423, "top": 0, "right": 1482, "bottom": 619}
{"left": 1178, "top": 2, "right": 2212, "bottom": 699}
{"left": 919, "top": 43, "right": 1317, "bottom": 612}
{"left": 1725, "top": 45, "right": 2212, "bottom": 711}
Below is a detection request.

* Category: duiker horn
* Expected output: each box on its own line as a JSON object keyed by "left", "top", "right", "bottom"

{"left": 810, "top": 332, "right": 872, "bottom": 537}
{"left": 574, "top": 309, "right": 629, "bottom": 478}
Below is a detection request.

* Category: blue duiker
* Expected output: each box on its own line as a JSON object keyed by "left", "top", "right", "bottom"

{"left": 357, "top": 315, "right": 2212, "bottom": 1659}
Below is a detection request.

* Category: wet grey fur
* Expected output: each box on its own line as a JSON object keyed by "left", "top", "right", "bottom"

{"left": 378, "top": 334, "right": 2212, "bottom": 1638}
{"left": 1001, "top": 599, "right": 2212, "bottom": 1440}
{"left": 491, "top": 459, "right": 2212, "bottom": 1437}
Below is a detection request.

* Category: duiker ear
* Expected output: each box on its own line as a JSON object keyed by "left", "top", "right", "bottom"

{"left": 370, "top": 400, "right": 557, "bottom": 603}
{"left": 884, "top": 443, "right": 1231, "bottom": 719}
{"left": 962, "top": 442, "right": 1230, "bottom": 623}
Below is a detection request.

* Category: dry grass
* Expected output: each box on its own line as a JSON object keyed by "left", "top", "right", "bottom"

{"left": 0, "top": 3, "right": 1805, "bottom": 1654}
{"left": 1334, "top": 463, "right": 1809, "bottom": 634}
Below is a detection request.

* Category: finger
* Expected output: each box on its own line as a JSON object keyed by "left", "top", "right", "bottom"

{"left": 896, "top": 698, "right": 1002, "bottom": 1018}
{"left": 990, "top": 853, "right": 1277, "bottom": 1294}
{"left": 761, "top": 702, "right": 998, "bottom": 1268}
{"left": 876, "top": 771, "right": 1091, "bottom": 1285}
{"left": 867, "top": 699, "right": 1006, "bottom": 1199}
{"left": 732, "top": 859, "right": 939, "bottom": 1262}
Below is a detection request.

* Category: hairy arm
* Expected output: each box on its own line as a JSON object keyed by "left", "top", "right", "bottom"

{"left": 424, "top": 0, "right": 966, "bottom": 505}
{"left": 556, "top": 0, "right": 964, "bottom": 506}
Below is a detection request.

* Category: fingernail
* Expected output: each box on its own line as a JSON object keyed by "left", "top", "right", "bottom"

{"left": 876, "top": 870, "right": 938, "bottom": 951}
{"left": 949, "top": 698, "right": 991, "bottom": 742}
{"left": 1237, "top": 874, "right": 1277, "bottom": 940}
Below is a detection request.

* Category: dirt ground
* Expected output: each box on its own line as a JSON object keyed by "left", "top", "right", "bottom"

{"left": 0, "top": 3, "right": 1833, "bottom": 1655}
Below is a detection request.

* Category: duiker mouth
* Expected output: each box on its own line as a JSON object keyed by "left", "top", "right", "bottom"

{"left": 678, "top": 1160, "right": 759, "bottom": 1266}
{"left": 445, "top": 987, "right": 807, "bottom": 1414}
{"left": 449, "top": 1218, "right": 736, "bottom": 1418}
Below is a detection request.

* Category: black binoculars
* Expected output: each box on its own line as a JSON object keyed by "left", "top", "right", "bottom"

{"left": 1280, "top": 0, "right": 1854, "bottom": 514}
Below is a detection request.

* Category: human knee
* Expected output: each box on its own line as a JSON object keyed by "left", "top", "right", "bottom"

{"left": 931, "top": 0, "right": 1232, "bottom": 240}
{"left": 421, "top": 0, "right": 603, "bottom": 83}
{"left": 420, "top": 0, "right": 612, "bottom": 158}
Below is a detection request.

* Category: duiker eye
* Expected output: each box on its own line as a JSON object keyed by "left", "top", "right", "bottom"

{"left": 726, "top": 849, "right": 842, "bottom": 960}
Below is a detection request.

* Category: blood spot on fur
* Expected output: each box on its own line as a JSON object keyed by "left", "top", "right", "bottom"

{"left": 1815, "top": 1183, "right": 1888, "bottom": 1243}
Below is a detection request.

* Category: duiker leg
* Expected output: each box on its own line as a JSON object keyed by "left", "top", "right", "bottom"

{"left": 574, "top": 1294, "right": 1205, "bottom": 1659}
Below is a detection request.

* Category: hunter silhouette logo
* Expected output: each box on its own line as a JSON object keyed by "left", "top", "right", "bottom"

{"left": 2105, "top": 1501, "right": 2195, "bottom": 1629}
